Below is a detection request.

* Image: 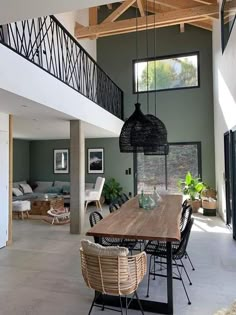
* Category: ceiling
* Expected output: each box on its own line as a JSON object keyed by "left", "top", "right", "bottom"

{"left": 0, "top": 89, "right": 120, "bottom": 140}
{"left": 0, "top": 0, "right": 121, "bottom": 25}
{"left": 76, "top": 0, "right": 219, "bottom": 39}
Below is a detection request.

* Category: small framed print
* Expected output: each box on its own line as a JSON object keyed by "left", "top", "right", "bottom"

{"left": 88, "top": 148, "right": 104, "bottom": 174}
{"left": 54, "top": 149, "right": 69, "bottom": 174}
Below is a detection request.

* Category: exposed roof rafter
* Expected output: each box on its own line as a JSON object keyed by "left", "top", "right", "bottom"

{"left": 75, "top": 4, "right": 218, "bottom": 39}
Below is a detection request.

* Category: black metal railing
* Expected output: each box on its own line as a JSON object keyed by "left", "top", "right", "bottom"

{"left": 0, "top": 15, "right": 123, "bottom": 119}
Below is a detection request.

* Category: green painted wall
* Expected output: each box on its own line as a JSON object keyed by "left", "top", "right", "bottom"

{"left": 13, "top": 139, "right": 30, "bottom": 182}
{"left": 86, "top": 138, "right": 133, "bottom": 195}
{"left": 26, "top": 138, "right": 133, "bottom": 196}
{"left": 30, "top": 140, "right": 70, "bottom": 182}
{"left": 97, "top": 25, "right": 215, "bottom": 188}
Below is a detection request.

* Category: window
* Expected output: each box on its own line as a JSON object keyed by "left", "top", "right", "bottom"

{"left": 133, "top": 52, "right": 200, "bottom": 93}
{"left": 221, "top": 0, "right": 236, "bottom": 52}
{"left": 135, "top": 142, "right": 201, "bottom": 194}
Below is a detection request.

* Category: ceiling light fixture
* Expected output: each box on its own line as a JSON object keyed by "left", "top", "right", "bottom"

{"left": 119, "top": 0, "right": 168, "bottom": 154}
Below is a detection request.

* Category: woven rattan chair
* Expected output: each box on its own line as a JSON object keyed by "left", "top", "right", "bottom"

{"left": 145, "top": 218, "right": 194, "bottom": 305}
{"left": 80, "top": 248, "right": 147, "bottom": 314}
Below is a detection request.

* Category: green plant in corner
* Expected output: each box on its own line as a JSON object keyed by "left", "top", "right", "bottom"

{"left": 102, "top": 178, "right": 123, "bottom": 203}
{"left": 178, "top": 172, "right": 206, "bottom": 201}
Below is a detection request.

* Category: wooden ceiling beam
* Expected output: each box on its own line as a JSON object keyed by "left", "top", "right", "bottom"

{"left": 193, "top": 0, "right": 217, "bottom": 4}
{"left": 75, "top": 4, "right": 218, "bottom": 38}
{"left": 102, "top": 0, "right": 136, "bottom": 23}
{"left": 89, "top": 7, "right": 98, "bottom": 26}
{"left": 137, "top": 0, "right": 146, "bottom": 16}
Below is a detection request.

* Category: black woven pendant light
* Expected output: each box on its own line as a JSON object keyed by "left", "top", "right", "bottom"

{"left": 119, "top": 0, "right": 168, "bottom": 154}
{"left": 144, "top": 0, "right": 168, "bottom": 156}
{"left": 119, "top": 103, "right": 155, "bottom": 153}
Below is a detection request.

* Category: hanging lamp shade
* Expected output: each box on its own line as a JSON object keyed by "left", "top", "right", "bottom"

{"left": 119, "top": 103, "right": 154, "bottom": 153}
{"left": 144, "top": 114, "right": 169, "bottom": 155}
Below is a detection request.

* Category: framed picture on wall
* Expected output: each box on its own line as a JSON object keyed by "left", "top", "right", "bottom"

{"left": 54, "top": 149, "right": 69, "bottom": 174}
{"left": 88, "top": 148, "right": 104, "bottom": 174}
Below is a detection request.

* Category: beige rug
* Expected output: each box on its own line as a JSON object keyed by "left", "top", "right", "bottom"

{"left": 214, "top": 301, "right": 236, "bottom": 315}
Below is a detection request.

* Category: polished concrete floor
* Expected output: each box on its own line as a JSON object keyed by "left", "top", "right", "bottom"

{"left": 0, "top": 207, "right": 236, "bottom": 315}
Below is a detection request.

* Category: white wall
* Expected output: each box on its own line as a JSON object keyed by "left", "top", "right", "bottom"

{"left": 213, "top": 1, "right": 236, "bottom": 220}
{"left": 0, "top": 45, "right": 122, "bottom": 136}
{"left": 0, "top": 113, "right": 9, "bottom": 248}
{"left": 56, "top": 9, "right": 97, "bottom": 60}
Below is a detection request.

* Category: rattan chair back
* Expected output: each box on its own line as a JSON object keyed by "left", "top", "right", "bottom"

{"left": 80, "top": 249, "right": 147, "bottom": 296}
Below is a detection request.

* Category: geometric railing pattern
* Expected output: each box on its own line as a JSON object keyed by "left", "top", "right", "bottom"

{"left": 0, "top": 15, "right": 124, "bottom": 119}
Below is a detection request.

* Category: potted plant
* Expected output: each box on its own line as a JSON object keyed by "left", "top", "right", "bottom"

{"left": 102, "top": 178, "right": 122, "bottom": 204}
{"left": 178, "top": 172, "right": 206, "bottom": 213}
{"left": 201, "top": 187, "right": 217, "bottom": 216}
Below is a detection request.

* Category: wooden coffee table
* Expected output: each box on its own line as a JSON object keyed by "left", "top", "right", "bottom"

{"left": 30, "top": 196, "right": 64, "bottom": 215}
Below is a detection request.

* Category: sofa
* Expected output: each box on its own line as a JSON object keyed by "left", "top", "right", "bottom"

{"left": 12, "top": 180, "right": 94, "bottom": 203}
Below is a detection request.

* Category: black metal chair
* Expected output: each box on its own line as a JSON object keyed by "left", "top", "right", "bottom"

{"left": 145, "top": 218, "right": 194, "bottom": 305}
{"left": 89, "top": 211, "right": 137, "bottom": 252}
{"left": 109, "top": 202, "right": 119, "bottom": 213}
{"left": 181, "top": 200, "right": 195, "bottom": 271}
{"left": 89, "top": 211, "right": 122, "bottom": 246}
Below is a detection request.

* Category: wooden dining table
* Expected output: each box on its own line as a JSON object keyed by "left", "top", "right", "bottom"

{"left": 86, "top": 194, "right": 183, "bottom": 315}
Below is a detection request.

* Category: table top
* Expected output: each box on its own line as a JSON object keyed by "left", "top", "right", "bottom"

{"left": 86, "top": 194, "right": 183, "bottom": 242}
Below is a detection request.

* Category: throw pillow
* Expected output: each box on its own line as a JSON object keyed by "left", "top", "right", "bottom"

{"left": 62, "top": 185, "right": 70, "bottom": 195}
{"left": 19, "top": 183, "right": 33, "bottom": 194}
{"left": 47, "top": 186, "right": 62, "bottom": 194}
{"left": 12, "top": 188, "right": 23, "bottom": 197}
{"left": 81, "top": 239, "right": 129, "bottom": 256}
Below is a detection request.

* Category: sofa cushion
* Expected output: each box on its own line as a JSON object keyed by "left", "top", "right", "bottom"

{"left": 20, "top": 183, "right": 33, "bottom": 194}
{"left": 62, "top": 185, "right": 70, "bottom": 194}
{"left": 81, "top": 239, "right": 129, "bottom": 257}
{"left": 54, "top": 181, "right": 70, "bottom": 189}
{"left": 13, "top": 181, "right": 27, "bottom": 189}
{"left": 34, "top": 181, "right": 53, "bottom": 193}
{"left": 12, "top": 188, "right": 23, "bottom": 197}
{"left": 47, "top": 186, "right": 62, "bottom": 194}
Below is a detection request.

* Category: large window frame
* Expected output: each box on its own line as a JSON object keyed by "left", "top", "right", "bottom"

{"left": 133, "top": 51, "right": 200, "bottom": 94}
{"left": 221, "top": 0, "right": 236, "bottom": 53}
{"left": 133, "top": 141, "right": 202, "bottom": 195}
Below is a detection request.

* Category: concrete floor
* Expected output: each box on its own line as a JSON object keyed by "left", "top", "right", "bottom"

{"left": 0, "top": 206, "right": 236, "bottom": 315}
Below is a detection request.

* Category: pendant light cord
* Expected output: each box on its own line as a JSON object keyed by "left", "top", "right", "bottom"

{"left": 146, "top": 0, "right": 149, "bottom": 114}
{"left": 154, "top": 0, "right": 157, "bottom": 116}
{"left": 136, "top": 1, "right": 139, "bottom": 103}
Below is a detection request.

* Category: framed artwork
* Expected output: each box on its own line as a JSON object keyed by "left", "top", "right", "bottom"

{"left": 54, "top": 149, "right": 69, "bottom": 174}
{"left": 88, "top": 148, "right": 104, "bottom": 174}
{"left": 221, "top": 0, "right": 236, "bottom": 52}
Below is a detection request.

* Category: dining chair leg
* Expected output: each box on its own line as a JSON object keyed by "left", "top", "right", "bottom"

{"left": 119, "top": 295, "right": 124, "bottom": 315}
{"left": 88, "top": 292, "right": 98, "bottom": 315}
{"left": 98, "top": 200, "right": 103, "bottom": 211}
{"left": 134, "top": 291, "right": 144, "bottom": 315}
{"left": 146, "top": 255, "right": 153, "bottom": 298}
{"left": 185, "top": 251, "right": 195, "bottom": 271}
{"left": 180, "top": 258, "right": 192, "bottom": 285}
{"left": 174, "top": 259, "right": 191, "bottom": 305}
{"left": 85, "top": 201, "right": 88, "bottom": 211}
{"left": 125, "top": 296, "right": 128, "bottom": 315}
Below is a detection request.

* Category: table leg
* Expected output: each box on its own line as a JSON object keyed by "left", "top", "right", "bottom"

{"left": 167, "top": 241, "right": 173, "bottom": 315}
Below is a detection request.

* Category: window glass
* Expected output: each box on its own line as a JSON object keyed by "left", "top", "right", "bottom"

{"left": 134, "top": 53, "right": 199, "bottom": 93}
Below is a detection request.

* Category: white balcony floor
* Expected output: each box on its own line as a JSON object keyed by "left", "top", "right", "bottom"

{"left": 0, "top": 208, "right": 235, "bottom": 315}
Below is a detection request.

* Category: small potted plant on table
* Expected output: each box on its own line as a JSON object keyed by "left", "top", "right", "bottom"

{"left": 178, "top": 172, "right": 206, "bottom": 213}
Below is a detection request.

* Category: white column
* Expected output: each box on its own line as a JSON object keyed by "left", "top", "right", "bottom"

{"left": 70, "top": 120, "right": 85, "bottom": 234}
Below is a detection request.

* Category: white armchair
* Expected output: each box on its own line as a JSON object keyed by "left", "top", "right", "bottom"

{"left": 85, "top": 177, "right": 105, "bottom": 211}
